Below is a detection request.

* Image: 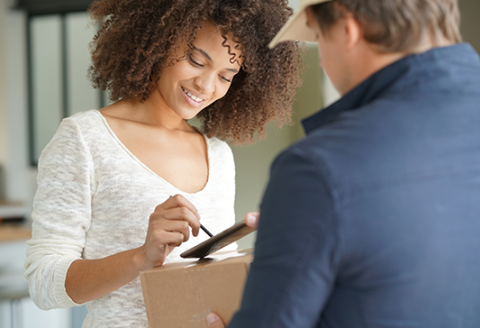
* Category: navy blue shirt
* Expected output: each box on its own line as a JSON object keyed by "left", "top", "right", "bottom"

{"left": 229, "top": 44, "right": 480, "bottom": 328}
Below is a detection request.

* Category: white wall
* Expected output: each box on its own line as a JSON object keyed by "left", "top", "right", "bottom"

{"left": 0, "top": 2, "right": 70, "bottom": 327}
{"left": 0, "top": 4, "right": 37, "bottom": 211}
{"left": 0, "top": 0, "right": 8, "bottom": 176}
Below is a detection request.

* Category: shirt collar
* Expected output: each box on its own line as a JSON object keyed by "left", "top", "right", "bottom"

{"left": 301, "top": 43, "right": 478, "bottom": 135}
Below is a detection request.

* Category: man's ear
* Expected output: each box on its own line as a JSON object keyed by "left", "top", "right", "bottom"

{"left": 342, "top": 13, "right": 362, "bottom": 50}
{"left": 305, "top": 7, "right": 321, "bottom": 41}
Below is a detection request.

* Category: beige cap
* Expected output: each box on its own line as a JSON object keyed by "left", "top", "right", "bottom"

{"left": 269, "top": 0, "right": 332, "bottom": 49}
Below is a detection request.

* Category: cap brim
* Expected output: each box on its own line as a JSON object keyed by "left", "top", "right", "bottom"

{"left": 269, "top": 0, "right": 333, "bottom": 49}
{"left": 269, "top": 8, "right": 316, "bottom": 49}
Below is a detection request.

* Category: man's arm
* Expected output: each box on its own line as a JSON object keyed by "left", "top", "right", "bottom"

{"left": 228, "top": 146, "right": 341, "bottom": 327}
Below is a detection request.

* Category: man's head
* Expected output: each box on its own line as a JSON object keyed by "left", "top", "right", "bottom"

{"left": 308, "top": 0, "right": 461, "bottom": 53}
{"left": 270, "top": 0, "right": 461, "bottom": 95}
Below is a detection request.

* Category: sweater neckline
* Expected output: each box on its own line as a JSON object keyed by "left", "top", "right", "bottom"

{"left": 91, "top": 109, "right": 212, "bottom": 196}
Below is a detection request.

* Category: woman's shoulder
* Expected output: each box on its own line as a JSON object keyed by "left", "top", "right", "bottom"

{"left": 204, "top": 135, "right": 235, "bottom": 177}
{"left": 65, "top": 109, "right": 103, "bottom": 126}
{"left": 189, "top": 123, "right": 232, "bottom": 157}
{"left": 38, "top": 111, "right": 104, "bottom": 164}
{"left": 205, "top": 135, "right": 232, "bottom": 156}
{"left": 58, "top": 110, "right": 106, "bottom": 136}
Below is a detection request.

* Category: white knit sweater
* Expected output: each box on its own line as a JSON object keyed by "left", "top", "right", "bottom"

{"left": 24, "top": 110, "right": 236, "bottom": 327}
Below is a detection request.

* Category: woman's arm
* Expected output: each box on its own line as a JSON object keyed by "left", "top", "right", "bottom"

{"left": 25, "top": 118, "right": 94, "bottom": 310}
{"left": 66, "top": 201, "right": 257, "bottom": 304}
{"left": 25, "top": 118, "right": 202, "bottom": 308}
{"left": 65, "top": 195, "right": 201, "bottom": 304}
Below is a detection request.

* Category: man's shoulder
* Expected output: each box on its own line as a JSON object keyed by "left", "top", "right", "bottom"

{"left": 288, "top": 86, "right": 480, "bottom": 199}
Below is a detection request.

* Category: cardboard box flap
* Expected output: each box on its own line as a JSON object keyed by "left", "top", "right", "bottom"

{"left": 140, "top": 249, "right": 253, "bottom": 328}
{"left": 141, "top": 249, "right": 252, "bottom": 274}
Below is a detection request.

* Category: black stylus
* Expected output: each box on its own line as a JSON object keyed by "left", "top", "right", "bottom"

{"left": 200, "top": 224, "right": 213, "bottom": 237}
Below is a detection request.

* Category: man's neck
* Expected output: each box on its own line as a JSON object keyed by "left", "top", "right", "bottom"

{"left": 344, "top": 36, "right": 454, "bottom": 96}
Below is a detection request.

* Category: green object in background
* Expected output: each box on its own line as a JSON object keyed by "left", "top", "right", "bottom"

{"left": 232, "top": 44, "right": 323, "bottom": 250}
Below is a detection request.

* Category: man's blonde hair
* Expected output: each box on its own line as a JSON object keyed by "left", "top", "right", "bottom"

{"left": 310, "top": 0, "right": 462, "bottom": 53}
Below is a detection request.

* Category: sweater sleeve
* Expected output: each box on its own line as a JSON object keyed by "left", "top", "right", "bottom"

{"left": 24, "top": 117, "right": 94, "bottom": 310}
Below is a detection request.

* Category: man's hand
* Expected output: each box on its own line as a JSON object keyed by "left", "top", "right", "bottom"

{"left": 244, "top": 211, "right": 259, "bottom": 228}
{"left": 205, "top": 212, "right": 258, "bottom": 328}
{"left": 207, "top": 313, "right": 225, "bottom": 328}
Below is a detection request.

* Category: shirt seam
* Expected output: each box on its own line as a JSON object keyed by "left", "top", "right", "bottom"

{"left": 65, "top": 116, "right": 97, "bottom": 197}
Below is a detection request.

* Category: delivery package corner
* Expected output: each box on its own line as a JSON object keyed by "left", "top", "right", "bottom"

{"left": 140, "top": 249, "right": 253, "bottom": 328}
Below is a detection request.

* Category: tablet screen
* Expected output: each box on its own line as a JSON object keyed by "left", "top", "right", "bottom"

{"left": 180, "top": 221, "right": 256, "bottom": 258}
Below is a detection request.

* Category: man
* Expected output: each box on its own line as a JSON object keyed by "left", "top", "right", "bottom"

{"left": 208, "top": 0, "right": 480, "bottom": 327}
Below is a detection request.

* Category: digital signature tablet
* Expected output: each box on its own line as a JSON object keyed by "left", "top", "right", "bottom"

{"left": 180, "top": 221, "right": 256, "bottom": 258}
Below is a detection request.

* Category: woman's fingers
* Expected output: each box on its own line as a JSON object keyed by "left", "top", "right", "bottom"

{"left": 144, "top": 230, "right": 185, "bottom": 268}
{"left": 152, "top": 194, "right": 201, "bottom": 236}
{"left": 149, "top": 216, "right": 191, "bottom": 242}
{"left": 154, "top": 230, "right": 185, "bottom": 248}
{"left": 161, "top": 194, "right": 200, "bottom": 215}
{"left": 142, "top": 194, "right": 203, "bottom": 268}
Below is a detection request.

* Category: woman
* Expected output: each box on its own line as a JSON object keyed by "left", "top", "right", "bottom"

{"left": 25, "top": 0, "right": 302, "bottom": 326}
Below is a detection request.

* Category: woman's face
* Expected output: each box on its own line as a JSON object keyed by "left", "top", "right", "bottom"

{"left": 154, "top": 22, "right": 243, "bottom": 120}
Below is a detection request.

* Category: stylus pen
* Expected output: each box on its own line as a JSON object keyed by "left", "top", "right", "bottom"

{"left": 200, "top": 224, "right": 213, "bottom": 237}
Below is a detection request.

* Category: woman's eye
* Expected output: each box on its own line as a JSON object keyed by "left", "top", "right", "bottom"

{"left": 189, "top": 56, "right": 202, "bottom": 67}
{"left": 220, "top": 75, "right": 232, "bottom": 83}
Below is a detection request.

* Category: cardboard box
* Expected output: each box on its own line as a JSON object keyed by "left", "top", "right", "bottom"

{"left": 140, "top": 249, "right": 253, "bottom": 328}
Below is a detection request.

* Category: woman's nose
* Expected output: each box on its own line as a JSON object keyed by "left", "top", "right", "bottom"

{"left": 194, "top": 72, "right": 215, "bottom": 95}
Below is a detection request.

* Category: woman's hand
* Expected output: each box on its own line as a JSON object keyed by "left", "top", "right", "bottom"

{"left": 65, "top": 194, "right": 201, "bottom": 304}
{"left": 137, "top": 194, "right": 201, "bottom": 270}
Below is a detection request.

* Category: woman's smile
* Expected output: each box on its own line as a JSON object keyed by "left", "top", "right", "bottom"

{"left": 181, "top": 86, "right": 206, "bottom": 106}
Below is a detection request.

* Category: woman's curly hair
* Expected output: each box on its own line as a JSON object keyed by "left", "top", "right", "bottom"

{"left": 88, "top": 0, "right": 303, "bottom": 144}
